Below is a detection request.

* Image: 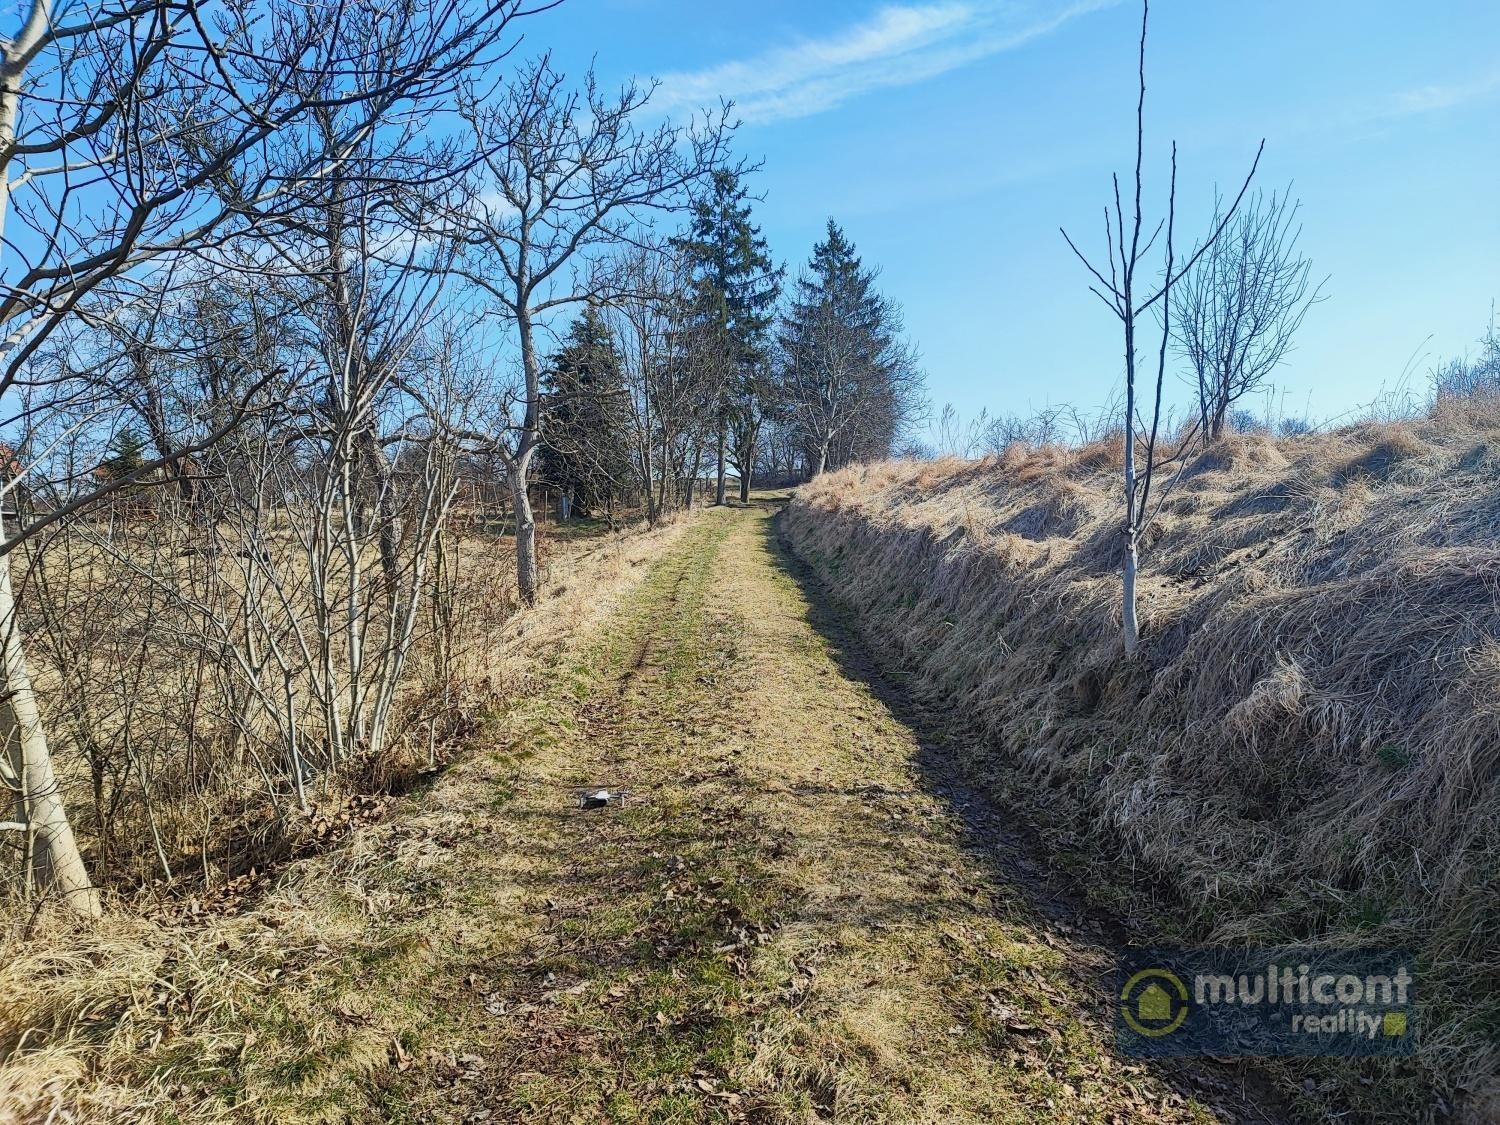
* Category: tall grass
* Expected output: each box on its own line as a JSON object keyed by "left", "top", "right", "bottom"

{"left": 784, "top": 398, "right": 1500, "bottom": 1123}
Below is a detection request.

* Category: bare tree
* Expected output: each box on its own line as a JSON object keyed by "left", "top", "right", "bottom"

{"left": 602, "top": 242, "right": 719, "bottom": 525}
{"left": 1171, "top": 187, "right": 1327, "bottom": 440}
{"left": 451, "top": 57, "right": 733, "bottom": 604}
{"left": 0, "top": 0, "right": 531, "bottom": 914}
{"left": 1061, "top": 0, "right": 1261, "bottom": 658}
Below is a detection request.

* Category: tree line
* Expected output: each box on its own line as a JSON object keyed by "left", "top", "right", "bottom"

{"left": 538, "top": 182, "right": 923, "bottom": 525}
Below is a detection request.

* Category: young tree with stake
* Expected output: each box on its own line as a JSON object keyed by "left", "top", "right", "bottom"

{"left": 1060, "top": 0, "right": 1262, "bottom": 658}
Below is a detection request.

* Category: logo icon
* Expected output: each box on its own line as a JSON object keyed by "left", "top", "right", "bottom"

{"left": 1117, "top": 947, "right": 1415, "bottom": 1057}
{"left": 1121, "top": 968, "right": 1189, "bottom": 1038}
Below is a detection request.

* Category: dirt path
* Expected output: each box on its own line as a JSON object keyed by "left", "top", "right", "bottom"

{"left": 148, "top": 504, "right": 1281, "bottom": 1124}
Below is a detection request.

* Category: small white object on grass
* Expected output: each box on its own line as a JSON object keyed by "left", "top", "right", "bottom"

{"left": 576, "top": 788, "right": 627, "bottom": 809}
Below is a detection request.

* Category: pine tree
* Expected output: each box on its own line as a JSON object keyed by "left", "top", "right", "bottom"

{"left": 539, "top": 308, "right": 632, "bottom": 518}
{"left": 673, "top": 170, "right": 782, "bottom": 502}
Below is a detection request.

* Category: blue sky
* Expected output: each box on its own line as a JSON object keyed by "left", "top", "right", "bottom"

{"left": 533, "top": 0, "right": 1499, "bottom": 429}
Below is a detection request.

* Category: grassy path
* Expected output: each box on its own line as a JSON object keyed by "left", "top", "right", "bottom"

{"left": 128, "top": 504, "right": 1270, "bottom": 1123}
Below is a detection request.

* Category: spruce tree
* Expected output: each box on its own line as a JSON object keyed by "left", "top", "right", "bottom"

{"left": 776, "top": 219, "right": 919, "bottom": 474}
{"left": 674, "top": 170, "right": 782, "bottom": 502}
{"left": 100, "top": 428, "right": 148, "bottom": 481}
{"left": 539, "top": 308, "right": 632, "bottom": 518}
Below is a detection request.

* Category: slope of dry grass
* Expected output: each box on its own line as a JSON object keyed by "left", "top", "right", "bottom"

{"left": 782, "top": 401, "right": 1500, "bottom": 1124}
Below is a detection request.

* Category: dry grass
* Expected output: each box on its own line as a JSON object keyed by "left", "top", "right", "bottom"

{"left": 783, "top": 409, "right": 1500, "bottom": 1123}
{"left": 0, "top": 506, "right": 1248, "bottom": 1124}
{"left": 1, "top": 504, "right": 676, "bottom": 903}
{"left": 0, "top": 514, "right": 696, "bottom": 1125}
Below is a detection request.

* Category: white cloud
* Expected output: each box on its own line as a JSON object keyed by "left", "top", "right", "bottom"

{"left": 1302, "top": 65, "right": 1500, "bottom": 142}
{"left": 1390, "top": 68, "right": 1500, "bottom": 116}
{"left": 655, "top": 0, "right": 1116, "bottom": 125}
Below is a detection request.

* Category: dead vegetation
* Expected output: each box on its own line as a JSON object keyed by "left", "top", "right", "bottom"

{"left": 2, "top": 498, "right": 631, "bottom": 909}
{"left": 783, "top": 400, "right": 1500, "bottom": 1123}
{"left": 0, "top": 514, "right": 694, "bottom": 1123}
{"left": 0, "top": 507, "right": 1251, "bottom": 1124}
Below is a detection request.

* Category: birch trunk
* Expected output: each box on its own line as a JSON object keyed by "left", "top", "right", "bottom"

{"left": 0, "top": 517, "right": 99, "bottom": 915}
{"left": 0, "top": 2, "right": 99, "bottom": 914}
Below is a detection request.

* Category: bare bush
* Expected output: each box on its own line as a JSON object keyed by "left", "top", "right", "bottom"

{"left": 1431, "top": 308, "right": 1500, "bottom": 403}
{"left": 0, "top": 0, "right": 534, "bottom": 913}
{"left": 1171, "top": 187, "right": 1328, "bottom": 440}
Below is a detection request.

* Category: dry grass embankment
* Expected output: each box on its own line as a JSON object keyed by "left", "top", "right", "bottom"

{"left": 782, "top": 401, "right": 1500, "bottom": 1123}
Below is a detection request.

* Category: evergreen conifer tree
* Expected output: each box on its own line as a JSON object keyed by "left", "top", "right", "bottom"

{"left": 775, "top": 219, "right": 920, "bottom": 474}
{"left": 539, "top": 307, "right": 632, "bottom": 517}
{"left": 673, "top": 170, "right": 782, "bottom": 502}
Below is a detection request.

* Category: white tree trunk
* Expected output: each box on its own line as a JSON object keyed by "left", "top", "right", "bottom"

{"left": 508, "top": 461, "right": 539, "bottom": 606}
{"left": 1122, "top": 327, "right": 1141, "bottom": 659}
{"left": 0, "top": 525, "right": 99, "bottom": 915}
{"left": 1121, "top": 525, "right": 1140, "bottom": 657}
{"left": 0, "top": 14, "right": 98, "bottom": 914}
